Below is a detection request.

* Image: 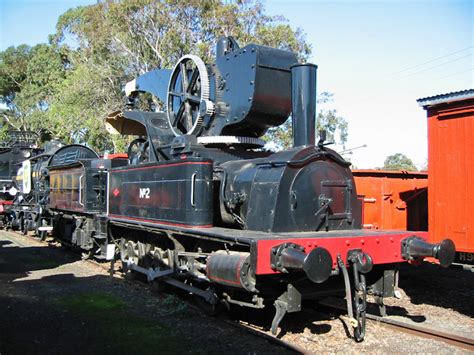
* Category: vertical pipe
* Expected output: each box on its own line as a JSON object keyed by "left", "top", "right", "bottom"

{"left": 291, "top": 63, "right": 318, "bottom": 147}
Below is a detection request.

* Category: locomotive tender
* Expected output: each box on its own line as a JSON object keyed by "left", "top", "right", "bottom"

{"left": 2, "top": 37, "right": 455, "bottom": 341}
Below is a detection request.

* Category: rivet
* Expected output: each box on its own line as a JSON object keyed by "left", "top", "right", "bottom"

{"left": 250, "top": 80, "right": 254, "bottom": 85}
{"left": 345, "top": 240, "right": 350, "bottom": 246}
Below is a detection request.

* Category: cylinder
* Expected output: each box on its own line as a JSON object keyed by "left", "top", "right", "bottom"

{"left": 291, "top": 63, "right": 318, "bottom": 147}
{"left": 206, "top": 251, "right": 256, "bottom": 292}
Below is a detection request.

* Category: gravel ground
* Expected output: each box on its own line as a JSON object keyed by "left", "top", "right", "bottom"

{"left": 0, "top": 231, "right": 291, "bottom": 354}
{"left": 1, "top": 230, "right": 473, "bottom": 354}
{"left": 272, "top": 262, "right": 474, "bottom": 353}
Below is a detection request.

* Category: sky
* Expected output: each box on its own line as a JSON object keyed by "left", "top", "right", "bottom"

{"left": 1, "top": 0, "right": 473, "bottom": 168}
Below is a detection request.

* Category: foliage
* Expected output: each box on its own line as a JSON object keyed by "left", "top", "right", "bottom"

{"left": 0, "top": 0, "right": 348, "bottom": 154}
{"left": 263, "top": 92, "right": 348, "bottom": 150}
{"left": 0, "top": 44, "right": 66, "bottom": 141}
{"left": 383, "top": 153, "right": 417, "bottom": 171}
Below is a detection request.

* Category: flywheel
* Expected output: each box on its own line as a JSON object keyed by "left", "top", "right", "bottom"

{"left": 167, "top": 55, "right": 214, "bottom": 136}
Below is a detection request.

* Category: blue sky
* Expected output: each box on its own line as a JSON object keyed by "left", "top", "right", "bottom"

{"left": 1, "top": 0, "right": 473, "bottom": 168}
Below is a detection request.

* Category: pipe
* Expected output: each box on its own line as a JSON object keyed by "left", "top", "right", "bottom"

{"left": 291, "top": 63, "right": 318, "bottom": 147}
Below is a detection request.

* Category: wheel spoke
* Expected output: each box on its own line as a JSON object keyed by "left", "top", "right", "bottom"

{"left": 169, "top": 91, "right": 182, "bottom": 97}
{"left": 187, "top": 95, "right": 201, "bottom": 104}
{"left": 187, "top": 68, "right": 200, "bottom": 93}
{"left": 173, "top": 102, "right": 185, "bottom": 127}
{"left": 184, "top": 102, "right": 193, "bottom": 131}
{"left": 180, "top": 63, "right": 189, "bottom": 92}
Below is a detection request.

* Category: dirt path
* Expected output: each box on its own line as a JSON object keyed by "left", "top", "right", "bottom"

{"left": 0, "top": 231, "right": 289, "bottom": 354}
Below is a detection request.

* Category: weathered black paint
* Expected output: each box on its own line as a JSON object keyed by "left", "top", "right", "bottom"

{"left": 108, "top": 159, "right": 213, "bottom": 227}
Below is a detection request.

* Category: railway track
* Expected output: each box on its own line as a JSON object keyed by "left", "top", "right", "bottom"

{"left": 4, "top": 230, "right": 473, "bottom": 352}
{"left": 365, "top": 313, "right": 474, "bottom": 351}
{"left": 319, "top": 300, "right": 474, "bottom": 351}
{"left": 1, "top": 230, "right": 304, "bottom": 353}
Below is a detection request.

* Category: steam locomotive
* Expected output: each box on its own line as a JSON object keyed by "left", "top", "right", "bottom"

{"left": 0, "top": 132, "right": 41, "bottom": 228}
{"left": 2, "top": 37, "right": 455, "bottom": 341}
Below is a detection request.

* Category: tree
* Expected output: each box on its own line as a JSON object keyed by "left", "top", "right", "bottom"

{"left": 0, "top": 44, "right": 67, "bottom": 140}
{"left": 383, "top": 153, "right": 417, "bottom": 171}
{"left": 263, "top": 92, "right": 348, "bottom": 150}
{"left": 1, "top": 0, "right": 313, "bottom": 152}
{"left": 48, "top": 0, "right": 312, "bottom": 152}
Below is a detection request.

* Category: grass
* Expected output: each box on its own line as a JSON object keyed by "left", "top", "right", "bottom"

{"left": 57, "top": 292, "right": 198, "bottom": 353}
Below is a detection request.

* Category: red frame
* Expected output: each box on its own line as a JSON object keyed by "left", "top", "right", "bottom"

{"left": 255, "top": 231, "right": 428, "bottom": 275}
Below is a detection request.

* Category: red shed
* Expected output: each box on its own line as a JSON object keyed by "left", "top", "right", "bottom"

{"left": 417, "top": 89, "right": 474, "bottom": 264}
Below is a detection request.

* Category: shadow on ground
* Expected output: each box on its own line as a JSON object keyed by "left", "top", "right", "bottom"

{"left": 399, "top": 262, "right": 474, "bottom": 318}
{"left": 0, "top": 236, "right": 292, "bottom": 354}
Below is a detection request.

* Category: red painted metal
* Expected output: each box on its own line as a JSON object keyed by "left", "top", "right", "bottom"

{"left": 255, "top": 231, "right": 427, "bottom": 274}
{"left": 353, "top": 170, "right": 428, "bottom": 231}
{"left": 424, "top": 98, "right": 474, "bottom": 253}
{"left": 105, "top": 153, "right": 128, "bottom": 159}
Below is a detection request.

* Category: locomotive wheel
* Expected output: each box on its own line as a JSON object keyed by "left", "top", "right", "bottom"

{"left": 37, "top": 230, "right": 47, "bottom": 241}
{"left": 81, "top": 250, "right": 93, "bottom": 260}
{"left": 194, "top": 292, "right": 222, "bottom": 316}
{"left": 120, "top": 239, "right": 141, "bottom": 279}
{"left": 22, "top": 219, "right": 29, "bottom": 235}
{"left": 35, "top": 220, "right": 47, "bottom": 241}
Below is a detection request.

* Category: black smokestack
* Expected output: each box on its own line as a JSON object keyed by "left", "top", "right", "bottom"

{"left": 291, "top": 63, "right": 318, "bottom": 147}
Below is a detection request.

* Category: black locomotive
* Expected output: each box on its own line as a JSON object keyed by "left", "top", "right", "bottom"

{"left": 102, "top": 37, "right": 454, "bottom": 340}
{"left": 3, "top": 37, "right": 455, "bottom": 341}
{"left": 0, "top": 132, "right": 41, "bottom": 227}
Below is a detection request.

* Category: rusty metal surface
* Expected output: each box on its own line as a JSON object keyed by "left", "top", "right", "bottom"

{"left": 353, "top": 170, "right": 428, "bottom": 231}
{"left": 365, "top": 313, "right": 474, "bottom": 351}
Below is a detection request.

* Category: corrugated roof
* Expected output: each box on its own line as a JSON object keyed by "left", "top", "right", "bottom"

{"left": 417, "top": 89, "right": 474, "bottom": 107}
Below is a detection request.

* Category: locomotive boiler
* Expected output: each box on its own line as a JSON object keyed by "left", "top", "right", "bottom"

{"left": 104, "top": 37, "right": 454, "bottom": 340}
